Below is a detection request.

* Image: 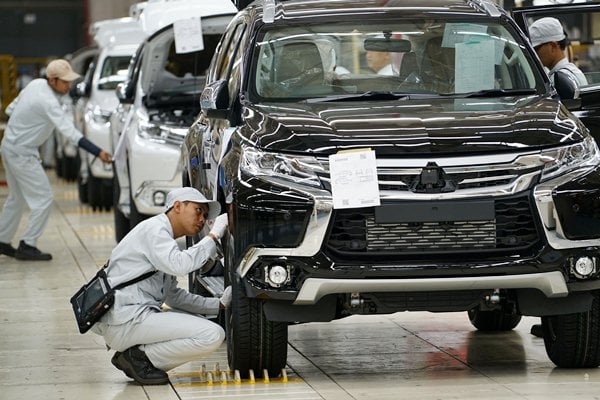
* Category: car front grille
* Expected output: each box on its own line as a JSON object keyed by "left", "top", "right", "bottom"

{"left": 326, "top": 194, "right": 538, "bottom": 257}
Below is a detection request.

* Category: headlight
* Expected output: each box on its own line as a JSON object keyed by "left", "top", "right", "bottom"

{"left": 89, "top": 105, "right": 111, "bottom": 124}
{"left": 138, "top": 120, "right": 166, "bottom": 143}
{"left": 137, "top": 120, "right": 187, "bottom": 145}
{"left": 540, "top": 136, "right": 600, "bottom": 182}
{"left": 240, "top": 146, "right": 324, "bottom": 188}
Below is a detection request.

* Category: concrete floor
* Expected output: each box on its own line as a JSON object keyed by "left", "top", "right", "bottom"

{"left": 2, "top": 167, "right": 600, "bottom": 400}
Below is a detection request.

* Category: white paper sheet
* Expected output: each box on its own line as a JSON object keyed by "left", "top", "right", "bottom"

{"left": 174, "top": 17, "right": 204, "bottom": 54}
{"left": 329, "top": 149, "right": 380, "bottom": 209}
{"left": 455, "top": 40, "right": 496, "bottom": 93}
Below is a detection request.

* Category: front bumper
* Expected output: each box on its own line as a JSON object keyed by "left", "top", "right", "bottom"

{"left": 231, "top": 163, "right": 600, "bottom": 306}
{"left": 128, "top": 134, "right": 182, "bottom": 215}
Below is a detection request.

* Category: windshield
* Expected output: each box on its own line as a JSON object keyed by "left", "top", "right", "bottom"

{"left": 251, "top": 19, "right": 544, "bottom": 101}
{"left": 98, "top": 55, "right": 131, "bottom": 90}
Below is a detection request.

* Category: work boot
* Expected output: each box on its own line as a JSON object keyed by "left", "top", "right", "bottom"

{"left": 111, "top": 346, "right": 169, "bottom": 385}
{"left": 15, "top": 241, "right": 52, "bottom": 261}
{"left": 0, "top": 242, "right": 16, "bottom": 257}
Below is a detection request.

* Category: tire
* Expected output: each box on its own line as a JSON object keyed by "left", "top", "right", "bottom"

{"left": 77, "top": 174, "right": 88, "bottom": 204}
{"left": 55, "top": 156, "right": 65, "bottom": 178}
{"left": 62, "top": 156, "right": 78, "bottom": 182}
{"left": 112, "top": 175, "right": 129, "bottom": 242}
{"left": 129, "top": 187, "right": 150, "bottom": 229}
{"left": 542, "top": 291, "right": 600, "bottom": 368}
{"left": 468, "top": 307, "right": 522, "bottom": 331}
{"left": 225, "top": 234, "right": 288, "bottom": 378}
{"left": 87, "top": 174, "right": 102, "bottom": 211}
{"left": 100, "top": 178, "right": 113, "bottom": 211}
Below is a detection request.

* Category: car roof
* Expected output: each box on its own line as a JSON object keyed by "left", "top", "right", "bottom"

{"left": 244, "top": 0, "right": 502, "bottom": 19}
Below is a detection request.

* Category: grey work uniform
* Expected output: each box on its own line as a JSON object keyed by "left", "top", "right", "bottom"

{"left": 0, "top": 79, "right": 84, "bottom": 247}
{"left": 91, "top": 213, "right": 225, "bottom": 371}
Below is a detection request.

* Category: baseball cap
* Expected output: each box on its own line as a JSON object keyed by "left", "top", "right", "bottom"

{"left": 46, "top": 59, "right": 81, "bottom": 82}
{"left": 165, "top": 187, "right": 220, "bottom": 220}
{"left": 529, "top": 17, "right": 566, "bottom": 48}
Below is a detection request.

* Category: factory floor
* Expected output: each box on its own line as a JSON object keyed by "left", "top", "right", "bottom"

{"left": 2, "top": 164, "right": 600, "bottom": 400}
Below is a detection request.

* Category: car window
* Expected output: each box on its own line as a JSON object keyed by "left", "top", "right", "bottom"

{"left": 98, "top": 56, "right": 131, "bottom": 90}
{"left": 250, "top": 19, "right": 544, "bottom": 100}
{"left": 212, "top": 23, "right": 244, "bottom": 82}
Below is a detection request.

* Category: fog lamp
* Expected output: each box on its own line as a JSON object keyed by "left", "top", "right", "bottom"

{"left": 572, "top": 256, "right": 596, "bottom": 279}
{"left": 265, "top": 264, "right": 289, "bottom": 287}
{"left": 153, "top": 190, "right": 166, "bottom": 206}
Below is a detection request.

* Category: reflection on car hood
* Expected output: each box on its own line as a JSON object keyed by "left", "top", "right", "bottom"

{"left": 241, "top": 95, "right": 585, "bottom": 156}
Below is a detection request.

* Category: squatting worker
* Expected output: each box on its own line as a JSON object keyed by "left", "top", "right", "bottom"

{"left": 529, "top": 17, "right": 588, "bottom": 99}
{"left": 91, "top": 187, "right": 232, "bottom": 385}
{"left": 0, "top": 59, "right": 112, "bottom": 261}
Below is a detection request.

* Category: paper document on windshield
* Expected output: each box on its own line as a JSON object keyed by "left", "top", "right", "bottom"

{"left": 174, "top": 17, "right": 204, "bottom": 54}
{"left": 329, "top": 149, "right": 380, "bottom": 209}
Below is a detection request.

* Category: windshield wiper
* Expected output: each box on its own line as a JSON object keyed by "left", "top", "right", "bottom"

{"left": 306, "top": 91, "right": 410, "bottom": 103}
{"left": 462, "top": 88, "right": 537, "bottom": 98}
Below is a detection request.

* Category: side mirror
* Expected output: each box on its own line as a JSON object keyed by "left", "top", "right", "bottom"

{"left": 200, "top": 79, "right": 230, "bottom": 119}
{"left": 75, "top": 81, "right": 89, "bottom": 98}
{"left": 116, "top": 82, "right": 134, "bottom": 105}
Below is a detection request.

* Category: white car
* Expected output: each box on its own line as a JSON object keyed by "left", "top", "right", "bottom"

{"left": 110, "top": 0, "right": 236, "bottom": 241}
{"left": 75, "top": 17, "right": 146, "bottom": 210}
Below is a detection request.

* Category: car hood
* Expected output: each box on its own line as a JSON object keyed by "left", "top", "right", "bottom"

{"left": 89, "top": 89, "right": 119, "bottom": 113}
{"left": 240, "top": 95, "right": 585, "bottom": 156}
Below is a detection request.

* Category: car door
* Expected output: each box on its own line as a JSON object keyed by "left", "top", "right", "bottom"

{"left": 196, "top": 20, "right": 248, "bottom": 202}
{"left": 512, "top": 3, "right": 600, "bottom": 143}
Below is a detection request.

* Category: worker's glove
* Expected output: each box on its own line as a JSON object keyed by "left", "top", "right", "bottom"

{"left": 210, "top": 213, "right": 228, "bottom": 239}
{"left": 220, "top": 286, "right": 232, "bottom": 308}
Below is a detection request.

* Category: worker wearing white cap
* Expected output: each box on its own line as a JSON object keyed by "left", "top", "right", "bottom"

{"left": 0, "top": 59, "right": 112, "bottom": 261}
{"left": 91, "top": 187, "right": 231, "bottom": 385}
{"left": 529, "top": 17, "right": 587, "bottom": 99}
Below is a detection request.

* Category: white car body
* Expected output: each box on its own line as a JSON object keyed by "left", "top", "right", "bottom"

{"left": 110, "top": 0, "right": 236, "bottom": 238}
{"left": 82, "top": 18, "right": 146, "bottom": 180}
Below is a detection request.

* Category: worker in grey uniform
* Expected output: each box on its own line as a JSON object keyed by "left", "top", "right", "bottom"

{"left": 0, "top": 59, "right": 112, "bottom": 261}
{"left": 529, "top": 17, "right": 588, "bottom": 99}
{"left": 91, "top": 187, "right": 232, "bottom": 385}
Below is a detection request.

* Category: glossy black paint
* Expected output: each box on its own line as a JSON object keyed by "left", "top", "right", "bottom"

{"left": 240, "top": 96, "right": 585, "bottom": 156}
{"left": 553, "top": 165, "right": 600, "bottom": 240}
{"left": 181, "top": 0, "right": 600, "bottom": 321}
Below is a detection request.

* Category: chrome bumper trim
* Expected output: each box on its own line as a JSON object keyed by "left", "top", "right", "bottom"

{"left": 293, "top": 271, "right": 569, "bottom": 305}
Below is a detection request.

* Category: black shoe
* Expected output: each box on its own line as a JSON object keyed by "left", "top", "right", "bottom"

{"left": 15, "top": 241, "right": 52, "bottom": 261}
{"left": 112, "top": 346, "right": 169, "bottom": 385}
{"left": 530, "top": 324, "right": 544, "bottom": 338}
{"left": 0, "top": 242, "right": 16, "bottom": 257}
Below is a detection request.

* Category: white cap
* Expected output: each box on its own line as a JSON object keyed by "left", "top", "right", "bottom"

{"left": 165, "top": 187, "right": 220, "bottom": 220}
{"left": 529, "top": 17, "right": 566, "bottom": 48}
{"left": 46, "top": 59, "right": 80, "bottom": 81}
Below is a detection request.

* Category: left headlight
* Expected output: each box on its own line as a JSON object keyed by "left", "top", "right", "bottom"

{"left": 540, "top": 136, "right": 600, "bottom": 182}
{"left": 240, "top": 145, "right": 324, "bottom": 188}
{"left": 137, "top": 119, "right": 187, "bottom": 145}
{"left": 91, "top": 105, "right": 111, "bottom": 124}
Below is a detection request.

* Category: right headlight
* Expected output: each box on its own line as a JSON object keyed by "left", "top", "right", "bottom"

{"left": 540, "top": 136, "right": 600, "bottom": 182}
{"left": 240, "top": 146, "right": 325, "bottom": 188}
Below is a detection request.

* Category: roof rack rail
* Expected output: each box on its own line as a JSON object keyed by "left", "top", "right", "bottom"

{"left": 467, "top": 0, "right": 502, "bottom": 17}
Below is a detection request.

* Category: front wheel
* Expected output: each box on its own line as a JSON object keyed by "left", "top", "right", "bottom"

{"left": 225, "top": 234, "right": 288, "bottom": 378}
{"left": 542, "top": 291, "right": 600, "bottom": 368}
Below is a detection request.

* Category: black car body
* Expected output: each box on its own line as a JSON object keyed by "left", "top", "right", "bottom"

{"left": 182, "top": 0, "right": 600, "bottom": 375}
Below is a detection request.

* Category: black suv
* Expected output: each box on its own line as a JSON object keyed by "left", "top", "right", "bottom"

{"left": 182, "top": 0, "right": 600, "bottom": 376}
